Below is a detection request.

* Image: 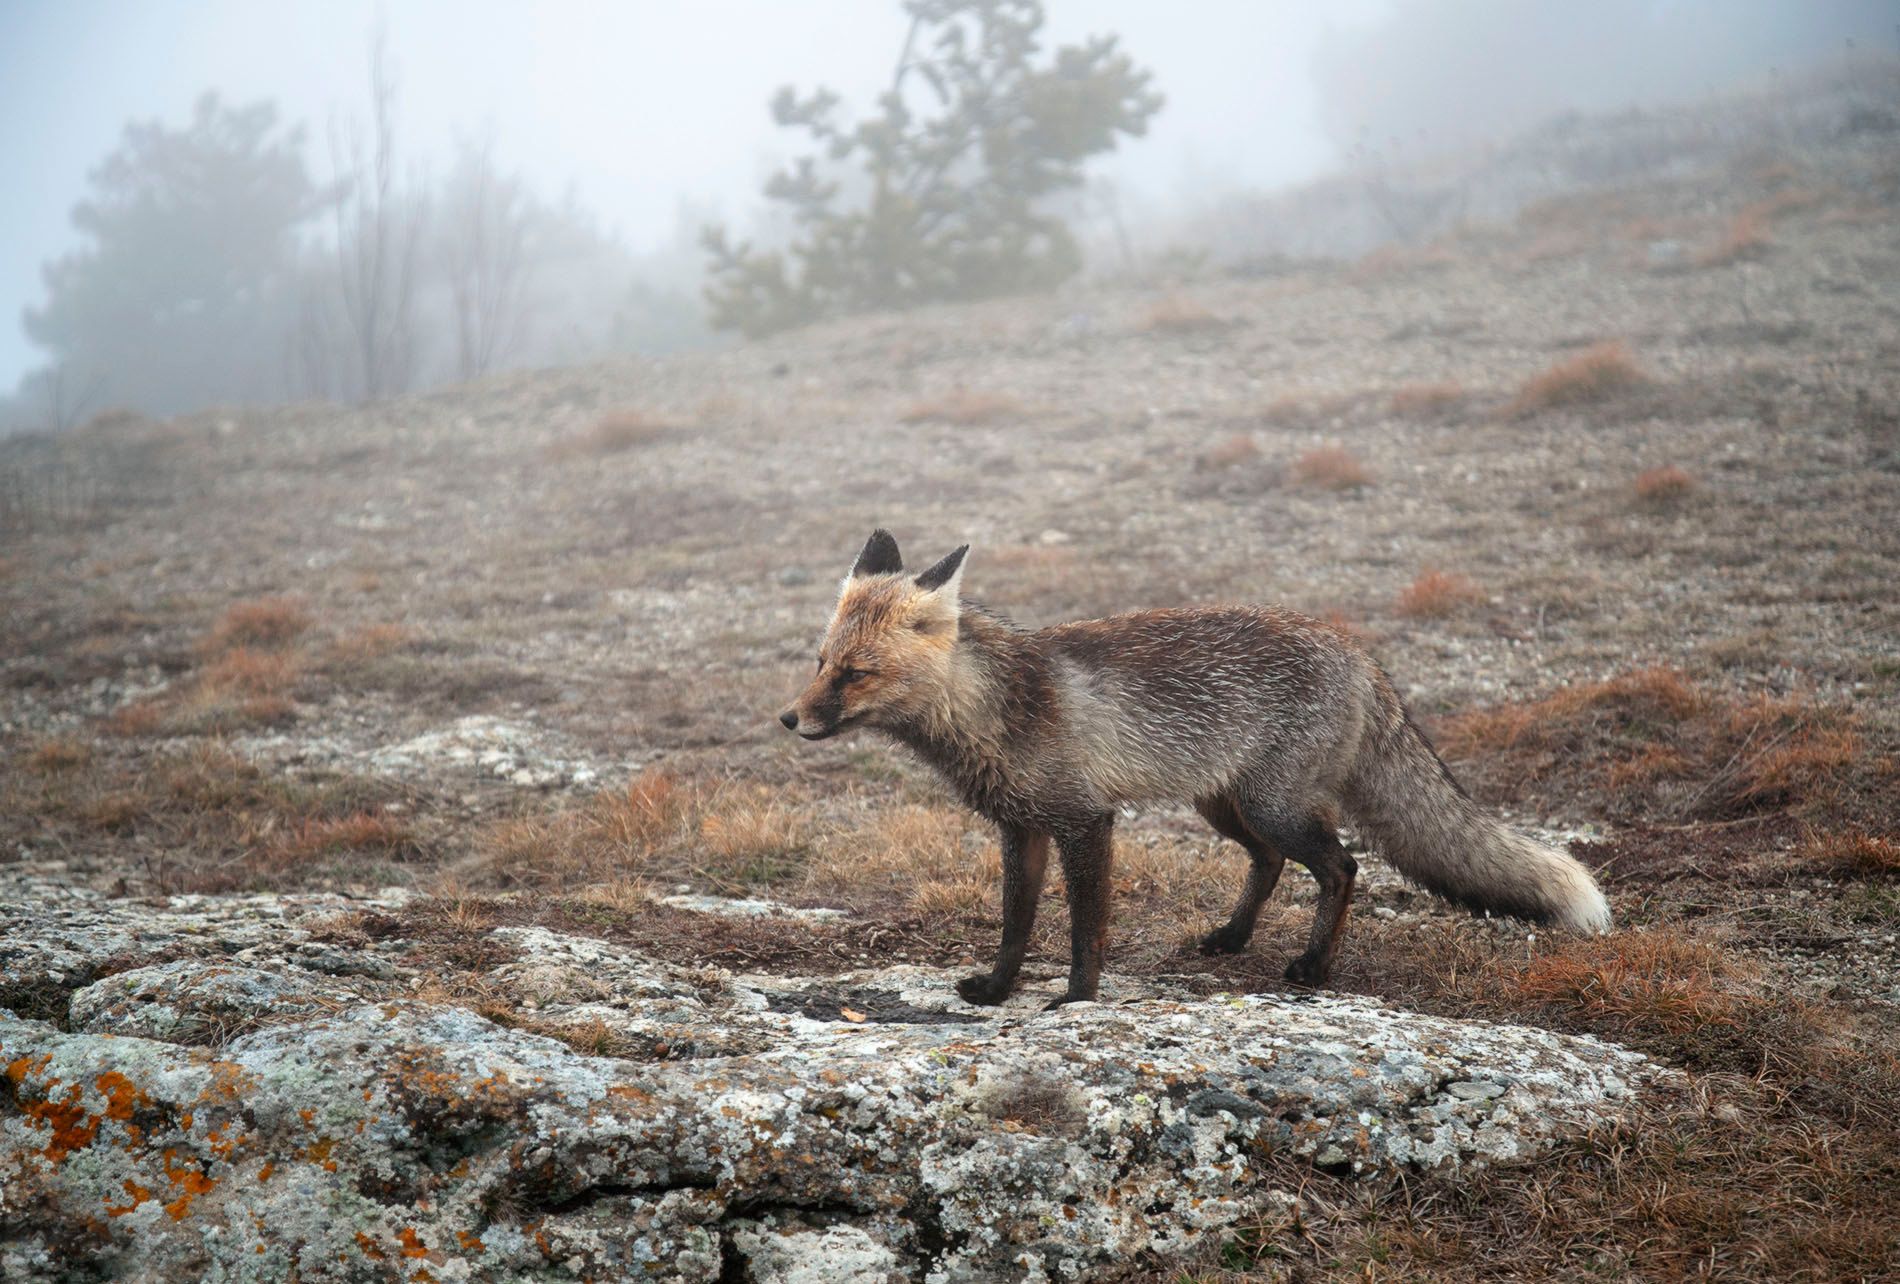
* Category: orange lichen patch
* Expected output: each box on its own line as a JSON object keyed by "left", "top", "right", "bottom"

{"left": 257, "top": 1161, "right": 276, "bottom": 1182}
{"left": 104, "top": 1178, "right": 157, "bottom": 1218}
{"left": 357, "top": 1232, "right": 388, "bottom": 1261}
{"left": 399, "top": 1227, "right": 430, "bottom": 1259}
{"left": 22, "top": 1082, "right": 101, "bottom": 1161}
{"left": 201, "top": 1061, "right": 256, "bottom": 1102}
{"left": 306, "top": 1136, "right": 340, "bottom": 1172}
{"left": 161, "top": 1147, "right": 217, "bottom": 1220}
{"left": 95, "top": 1070, "right": 148, "bottom": 1121}
{"left": 457, "top": 1229, "right": 486, "bottom": 1252}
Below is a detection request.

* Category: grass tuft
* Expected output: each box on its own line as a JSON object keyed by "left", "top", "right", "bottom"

{"left": 1502, "top": 342, "right": 1649, "bottom": 418}
{"left": 1633, "top": 465, "right": 1696, "bottom": 506}
{"left": 1291, "top": 445, "right": 1373, "bottom": 491}
{"left": 1395, "top": 568, "right": 1481, "bottom": 619}
{"left": 899, "top": 388, "right": 1023, "bottom": 426}
{"left": 205, "top": 597, "right": 311, "bottom": 652}
{"left": 554, "top": 411, "right": 675, "bottom": 457}
{"left": 1388, "top": 381, "right": 1468, "bottom": 418}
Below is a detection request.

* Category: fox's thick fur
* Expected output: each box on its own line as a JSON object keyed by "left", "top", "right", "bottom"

{"left": 781, "top": 530, "right": 1611, "bottom": 1007}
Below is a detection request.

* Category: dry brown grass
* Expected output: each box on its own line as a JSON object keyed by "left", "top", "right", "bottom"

{"left": 1633, "top": 464, "right": 1696, "bottom": 506}
{"left": 277, "top": 812, "right": 424, "bottom": 861}
{"left": 26, "top": 737, "right": 92, "bottom": 773}
{"left": 1695, "top": 207, "right": 1776, "bottom": 267}
{"left": 1798, "top": 827, "right": 1900, "bottom": 877}
{"left": 1197, "top": 433, "right": 1260, "bottom": 471}
{"left": 1394, "top": 568, "right": 1481, "bottom": 619}
{"left": 1498, "top": 928, "right": 1744, "bottom": 1038}
{"left": 1, "top": 740, "right": 424, "bottom": 894}
{"left": 204, "top": 597, "right": 311, "bottom": 652}
{"left": 323, "top": 623, "right": 411, "bottom": 666}
{"left": 473, "top": 768, "right": 702, "bottom": 889}
{"left": 898, "top": 388, "right": 1024, "bottom": 426}
{"left": 1141, "top": 294, "right": 1229, "bottom": 334}
{"left": 1693, "top": 188, "right": 1828, "bottom": 268}
{"left": 553, "top": 410, "right": 675, "bottom": 457}
{"left": 1347, "top": 242, "right": 1458, "bottom": 284}
{"left": 1437, "top": 669, "right": 1880, "bottom": 827}
{"left": 1291, "top": 445, "right": 1373, "bottom": 491}
{"left": 697, "top": 792, "right": 807, "bottom": 889}
{"left": 1387, "top": 381, "right": 1467, "bottom": 417}
{"left": 1501, "top": 342, "right": 1650, "bottom": 418}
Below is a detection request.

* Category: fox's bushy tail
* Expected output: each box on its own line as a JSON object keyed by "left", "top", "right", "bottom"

{"left": 1342, "top": 688, "right": 1610, "bottom": 933}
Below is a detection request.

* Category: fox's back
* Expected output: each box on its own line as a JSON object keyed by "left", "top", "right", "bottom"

{"left": 1029, "top": 606, "right": 1373, "bottom": 807}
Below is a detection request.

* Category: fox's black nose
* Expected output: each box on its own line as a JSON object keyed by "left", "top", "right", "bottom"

{"left": 779, "top": 710, "right": 799, "bottom": 730}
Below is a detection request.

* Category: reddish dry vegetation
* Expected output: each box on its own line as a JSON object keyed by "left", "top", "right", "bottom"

{"left": 1633, "top": 464, "right": 1696, "bottom": 505}
{"left": 1217, "top": 919, "right": 1900, "bottom": 1283}
{"left": 1141, "top": 293, "right": 1229, "bottom": 334}
{"left": 1196, "top": 433, "right": 1260, "bottom": 471}
{"left": 1694, "top": 186, "right": 1829, "bottom": 268}
{"left": 1394, "top": 568, "right": 1481, "bottom": 618}
{"left": 1501, "top": 341, "right": 1649, "bottom": 418}
{"left": 202, "top": 597, "right": 310, "bottom": 652}
{"left": 1388, "top": 380, "right": 1467, "bottom": 417}
{"left": 1291, "top": 445, "right": 1373, "bottom": 491}
{"left": 1348, "top": 242, "right": 1458, "bottom": 283}
{"left": 1436, "top": 667, "right": 1889, "bottom": 830}
{"left": 898, "top": 388, "right": 1023, "bottom": 426}
{"left": 553, "top": 410, "right": 675, "bottom": 457}
{"left": 2, "top": 741, "right": 426, "bottom": 894}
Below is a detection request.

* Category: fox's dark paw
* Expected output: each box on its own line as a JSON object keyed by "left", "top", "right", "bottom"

{"left": 1042, "top": 990, "right": 1095, "bottom": 1011}
{"left": 1197, "top": 925, "right": 1250, "bottom": 955}
{"left": 1283, "top": 954, "right": 1330, "bottom": 987}
{"left": 956, "top": 973, "right": 1011, "bottom": 1006}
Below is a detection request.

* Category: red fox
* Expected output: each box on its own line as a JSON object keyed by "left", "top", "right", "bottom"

{"left": 779, "top": 530, "right": 1611, "bottom": 1008}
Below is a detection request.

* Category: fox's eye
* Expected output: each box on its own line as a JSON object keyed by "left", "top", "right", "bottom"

{"left": 836, "top": 666, "right": 870, "bottom": 685}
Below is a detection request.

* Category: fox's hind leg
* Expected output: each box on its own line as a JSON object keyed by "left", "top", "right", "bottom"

{"left": 1194, "top": 795, "right": 1287, "bottom": 955}
{"left": 1231, "top": 801, "right": 1357, "bottom": 987}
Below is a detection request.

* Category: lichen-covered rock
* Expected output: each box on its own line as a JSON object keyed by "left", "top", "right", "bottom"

{"left": 67, "top": 959, "right": 360, "bottom": 1043}
{"left": 0, "top": 871, "right": 1676, "bottom": 1282}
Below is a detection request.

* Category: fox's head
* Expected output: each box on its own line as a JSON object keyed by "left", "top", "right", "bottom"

{"left": 778, "top": 529, "right": 968, "bottom": 740}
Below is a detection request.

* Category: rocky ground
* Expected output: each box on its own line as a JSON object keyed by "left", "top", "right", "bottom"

{"left": 4, "top": 101, "right": 1899, "bottom": 1282}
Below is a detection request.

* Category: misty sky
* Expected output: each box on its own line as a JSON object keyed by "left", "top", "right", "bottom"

{"left": 0, "top": 0, "right": 1391, "bottom": 390}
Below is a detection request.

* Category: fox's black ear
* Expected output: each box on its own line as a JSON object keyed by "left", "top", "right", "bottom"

{"left": 852, "top": 528, "right": 903, "bottom": 577}
{"left": 914, "top": 544, "right": 969, "bottom": 592}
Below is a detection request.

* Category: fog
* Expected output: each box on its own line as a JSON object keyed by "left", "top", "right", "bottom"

{"left": 0, "top": 0, "right": 1890, "bottom": 428}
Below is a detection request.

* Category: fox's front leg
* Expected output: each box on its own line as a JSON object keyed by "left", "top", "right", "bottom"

{"left": 956, "top": 825, "right": 1050, "bottom": 1005}
{"left": 1048, "top": 814, "right": 1116, "bottom": 1008}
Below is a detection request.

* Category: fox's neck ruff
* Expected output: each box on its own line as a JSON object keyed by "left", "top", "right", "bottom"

{"left": 884, "top": 607, "right": 1037, "bottom": 818}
